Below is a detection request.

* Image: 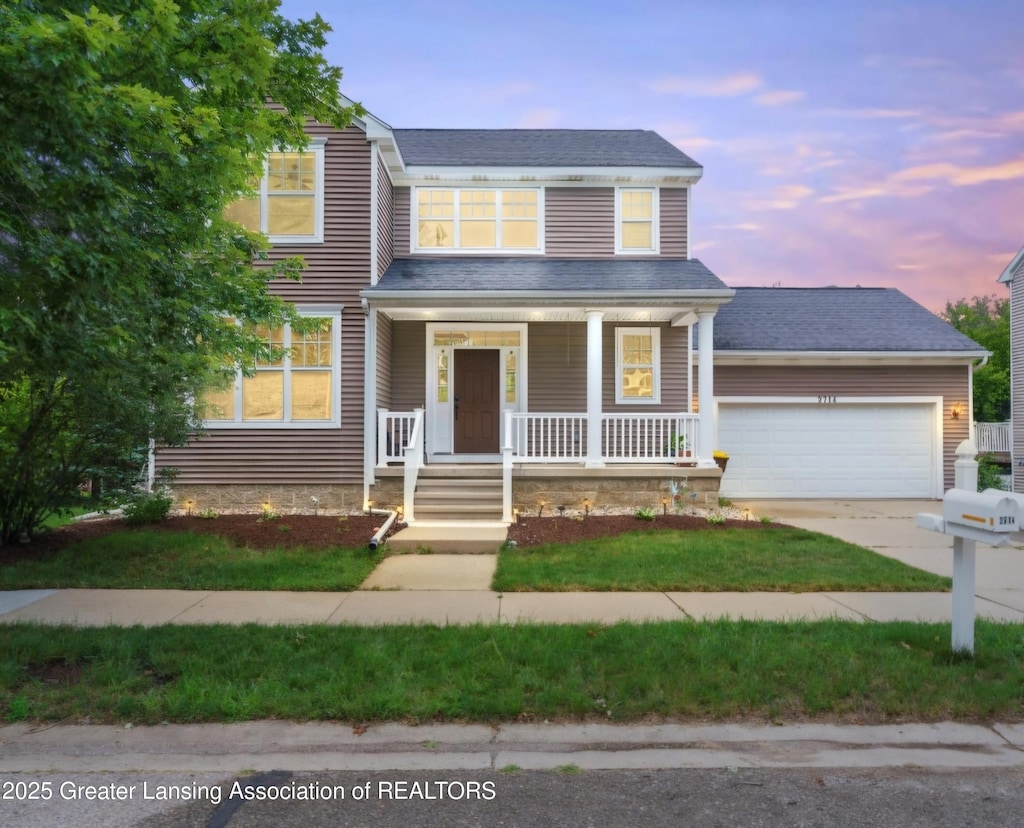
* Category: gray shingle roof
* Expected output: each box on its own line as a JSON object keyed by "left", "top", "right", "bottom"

{"left": 392, "top": 129, "right": 700, "bottom": 168}
{"left": 712, "top": 288, "right": 985, "bottom": 352}
{"left": 369, "top": 257, "right": 728, "bottom": 293}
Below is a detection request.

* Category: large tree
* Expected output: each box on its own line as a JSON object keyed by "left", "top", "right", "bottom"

{"left": 0, "top": 1, "right": 362, "bottom": 543}
{"left": 940, "top": 295, "right": 1010, "bottom": 423}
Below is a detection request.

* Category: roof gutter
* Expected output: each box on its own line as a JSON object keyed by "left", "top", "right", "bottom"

{"left": 361, "top": 288, "right": 736, "bottom": 304}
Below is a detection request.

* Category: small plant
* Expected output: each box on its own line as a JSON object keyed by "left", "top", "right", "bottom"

{"left": 760, "top": 515, "right": 773, "bottom": 525}
{"left": 257, "top": 505, "right": 279, "bottom": 522}
{"left": 977, "top": 453, "right": 1007, "bottom": 492}
{"left": 718, "top": 496, "right": 732, "bottom": 507}
{"left": 121, "top": 490, "right": 173, "bottom": 526}
{"left": 198, "top": 508, "right": 219, "bottom": 519}
{"left": 499, "top": 764, "right": 521, "bottom": 774}
{"left": 634, "top": 507, "right": 655, "bottom": 521}
{"left": 501, "top": 538, "right": 518, "bottom": 550}
{"left": 706, "top": 513, "right": 726, "bottom": 525}
{"left": 276, "top": 524, "right": 292, "bottom": 532}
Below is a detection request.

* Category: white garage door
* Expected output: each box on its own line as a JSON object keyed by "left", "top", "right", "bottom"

{"left": 717, "top": 402, "right": 937, "bottom": 498}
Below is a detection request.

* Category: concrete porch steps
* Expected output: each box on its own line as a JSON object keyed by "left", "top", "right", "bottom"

{"left": 413, "top": 474, "right": 503, "bottom": 522}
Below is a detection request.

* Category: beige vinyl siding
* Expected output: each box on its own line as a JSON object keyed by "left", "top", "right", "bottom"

{"left": 660, "top": 188, "right": 688, "bottom": 257}
{"left": 390, "top": 321, "right": 427, "bottom": 410}
{"left": 545, "top": 188, "right": 615, "bottom": 257}
{"left": 158, "top": 431, "right": 346, "bottom": 483}
{"left": 711, "top": 364, "right": 971, "bottom": 491}
{"left": 393, "top": 187, "right": 411, "bottom": 257}
{"left": 157, "top": 124, "right": 372, "bottom": 486}
{"left": 375, "top": 152, "right": 394, "bottom": 278}
{"left": 525, "top": 323, "right": 689, "bottom": 412}
{"left": 376, "top": 313, "right": 393, "bottom": 409}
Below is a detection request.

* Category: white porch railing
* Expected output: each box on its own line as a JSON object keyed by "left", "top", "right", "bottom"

{"left": 378, "top": 409, "right": 419, "bottom": 466}
{"left": 975, "top": 421, "right": 1011, "bottom": 454}
{"left": 504, "top": 412, "right": 699, "bottom": 463}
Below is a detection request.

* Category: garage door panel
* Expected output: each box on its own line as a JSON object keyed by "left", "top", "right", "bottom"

{"left": 718, "top": 403, "right": 935, "bottom": 498}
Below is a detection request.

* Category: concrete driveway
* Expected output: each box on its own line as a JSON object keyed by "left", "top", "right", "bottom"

{"left": 735, "top": 499, "right": 1024, "bottom": 615}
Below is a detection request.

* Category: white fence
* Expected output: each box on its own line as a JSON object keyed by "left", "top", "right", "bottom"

{"left": 975, "top": 421, "right": 1011, "bottom": 454}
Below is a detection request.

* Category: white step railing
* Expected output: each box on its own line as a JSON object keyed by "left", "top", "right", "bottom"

{"left": 402, "top": 408, "right": 424, "bottom": 522}
{"left": 975, "top": 421, "right": 1011, "bottom": 454}
{"left": 378, "top": 409, "right": 420, "bottom": 466}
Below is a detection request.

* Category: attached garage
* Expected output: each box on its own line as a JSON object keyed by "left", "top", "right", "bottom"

{"left": 717, "top": 399, "right": 941, "bottom": 499}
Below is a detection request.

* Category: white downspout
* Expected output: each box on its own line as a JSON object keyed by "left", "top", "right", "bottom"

{"left": 363, "top": 301, "right": 378, "bottom": 507}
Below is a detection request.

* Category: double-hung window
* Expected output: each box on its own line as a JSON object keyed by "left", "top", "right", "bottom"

{"left": 616, "top": 187, "right": 658, "bottom": 254}
{"left": 415, "top": 188, "right": 541, "bottom": 252}
{"left": 204, "top": 308, "right": 341, "bottom": 428}
{"left": 224, "top": 139, "right": 327, "bottom": 244}
{"left": 615, "top": 327, "right": 661, "bottom": 404}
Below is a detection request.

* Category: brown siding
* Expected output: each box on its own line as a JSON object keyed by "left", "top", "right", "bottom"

{"left": 545, "top": 188, "right": 615, "bottom": 257}
{"left": 1013, "top": 278, "right": 1024, "bottom": 493}
{"left": 376, "top": 312, "right": 393, "bottom": 409}
{"left": 393, "top": 187, "right": 410, "bottom": 257}
{"left": 157, "top": 124, "right": 372, "bottom": 486}
{"left": 526, "top": 322, "right": 689, "bottom": 412}
{"left": 375, "top": 151, "right": 394, "bottom": 278}
{"left": 711, "top": 364, "right": 971, "bottom": 491}
{"left": 391, "top": 321, "right": 427, "bottom": 410}
{"left": 660, "top": 188, "right": 688, "bottom": 257}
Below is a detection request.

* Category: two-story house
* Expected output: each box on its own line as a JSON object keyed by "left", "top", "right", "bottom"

{"left": 157, "top": 102, "right": 986, "bottom": 522}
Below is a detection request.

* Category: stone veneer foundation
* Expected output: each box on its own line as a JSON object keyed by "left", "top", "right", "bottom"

{"left": 173, "top": 468, "right": 722, "bottom": 516}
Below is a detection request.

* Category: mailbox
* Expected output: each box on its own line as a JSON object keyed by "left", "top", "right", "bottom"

{"left": 943, "top": 488, "right": 1023, "bottom": 535}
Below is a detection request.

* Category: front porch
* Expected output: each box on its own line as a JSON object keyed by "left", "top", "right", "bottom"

{"left": 370, "top": 403, "right": 723, "bottom": 524}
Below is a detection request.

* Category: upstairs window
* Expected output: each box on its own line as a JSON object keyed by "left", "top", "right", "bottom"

{"left": 415, "top": 188, "right": 541, "bottom": 252}
{"left": 615, "top": 327, "right": 661, "bottom": 404}
{"left": 224, "top": 139, "right": 327, "bottom": 244}
{"left": 616, "top": 187, "right": 658, "bottom": 254}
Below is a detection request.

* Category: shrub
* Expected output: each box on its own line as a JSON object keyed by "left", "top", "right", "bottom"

{"left": 977, "top": 453, "right": 1007, "bottom": 492}
{"left": 121, "top": 491, "right": 173, "bottom": 526}
{"left": 634, "top": 507, "right": 656, "bottom": 521}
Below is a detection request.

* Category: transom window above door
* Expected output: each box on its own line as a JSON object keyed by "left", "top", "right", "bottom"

{"left": 415, "top": 188, "right": 541, "bottom": 252}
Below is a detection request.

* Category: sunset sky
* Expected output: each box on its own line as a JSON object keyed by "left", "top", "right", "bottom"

{"left": 280, "top": 0, "right": 1023, "bottom": 312}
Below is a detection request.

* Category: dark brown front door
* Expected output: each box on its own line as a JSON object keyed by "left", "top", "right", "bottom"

{"left": 454, "top": 349, "right": 500, "bottom": 453}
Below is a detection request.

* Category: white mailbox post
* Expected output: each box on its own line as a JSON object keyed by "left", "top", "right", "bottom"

{"left": 917, "top": 443, "right": 1024, "bottom": 654}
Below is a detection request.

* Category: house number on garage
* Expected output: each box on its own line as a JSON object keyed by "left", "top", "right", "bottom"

{"left": 817, "top": 395, "right": 838, "bottom": 404}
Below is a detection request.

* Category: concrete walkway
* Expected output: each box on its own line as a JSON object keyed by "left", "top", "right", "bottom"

{"left": 1, "top": 500, "right": 1023, "bottom": 626}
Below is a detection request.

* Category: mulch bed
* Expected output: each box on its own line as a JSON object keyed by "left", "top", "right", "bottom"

{"left": 3, "top": 514, "right": 402, "bottom": 564}
{"left": 6, "top": 512, "right": 785, "bottom": 564}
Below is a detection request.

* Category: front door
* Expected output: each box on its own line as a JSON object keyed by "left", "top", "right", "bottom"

{"left": 454, "top": 349, "right": 500, "bottom": 453}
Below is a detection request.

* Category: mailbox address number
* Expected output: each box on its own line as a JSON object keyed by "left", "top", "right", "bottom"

{"left": 817, "top": 395, "right": 838, "bottom": 404}
{"left": 1000, "top": 516, "right": 1017, "bottom": 527}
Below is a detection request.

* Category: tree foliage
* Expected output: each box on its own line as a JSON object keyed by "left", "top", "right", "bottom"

{"left": 940, "top": 295, "right": 1010, "bottom": 423}
{"left": 0, "top": 1, "right": 362, "bottom": 544}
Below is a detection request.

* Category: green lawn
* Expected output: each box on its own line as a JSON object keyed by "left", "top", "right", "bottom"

{"left": 494, "top": 528, "right": 951, "bottom": 592}
{"left": 2, "top": 621, "right": 1021, "bottom": 724}
{"left": 0, "top": 529, "right": 383, "bottom": 592}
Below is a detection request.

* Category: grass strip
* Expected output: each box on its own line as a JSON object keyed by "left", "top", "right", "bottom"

{"left": 0, "top": 530, "right": 383, "bottom": 591}
{"left": 2, "top": 621, "right": 1021, "bottom": 724}
{"left": 494, "top": 528, "right": 951, "bottom": 592}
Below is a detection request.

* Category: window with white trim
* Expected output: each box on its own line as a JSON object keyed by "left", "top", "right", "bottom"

{"left": 415, "top": 188, "right": 541, "bottom": 251}
{"left": 224, "top": 140, "right": 327, "bottom": 244}
{"left": 203, "top": 309, "right": 341, "bottom": 428}
{"left": 615, "top": 327, "right": 661, "bottom": 403}
{"left": 616, "top": 187, "right": 658, "bottom": 253}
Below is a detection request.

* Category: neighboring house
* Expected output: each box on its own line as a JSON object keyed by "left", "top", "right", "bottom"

{"left": 157, "top": 101, "right": 986, "bottom": 519}
{"left": 997, "top": 245, "right": 1024, "bottom": 493}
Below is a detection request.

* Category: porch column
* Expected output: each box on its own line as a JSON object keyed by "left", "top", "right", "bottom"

{"left": 697, "top": 309, "right": 716, "bottom": 468}
{"left": 585, "top": 310, "right": 605, "bottom": 468}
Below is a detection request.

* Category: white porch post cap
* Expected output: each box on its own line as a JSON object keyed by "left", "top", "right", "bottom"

{"left": 955, "top": 439, "right": 978, "bottom": 458}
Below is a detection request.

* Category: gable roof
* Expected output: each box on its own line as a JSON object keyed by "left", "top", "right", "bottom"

{"left": 368, "top": 257, "right": 729, "bottom": 296}
{"left": 392, "top": 129, "right": 699, "bottom": 169}
{"left": 711, "top": 287, "right": 986, "bottom": 353}
{"left": 996, "top": 245, "right": 1024, "bottom": 283}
